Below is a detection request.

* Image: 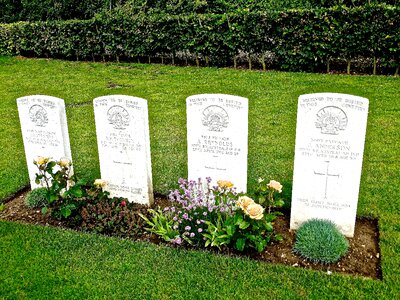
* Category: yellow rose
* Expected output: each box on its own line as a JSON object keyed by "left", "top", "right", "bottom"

{"left": 67, "top": 180, "right": 75, "bottom": 190}
{"left": 35, "top": 156, "right": 49, "bottom": 166}
{"left": 267, "top": 180, "right": 282, "bottom": 193}
{"left": 94, "top": 179, "right": 107, "bottom": 188}
{"left": 217, "top": 180, "right": 234, "bottom": 189}
{"left": 58, "top": 157, "right": 71, "bottom": 168}
{"left": 245, "top": 203, "right": 264, "bottom": 220}
{"left": 236, "top": 196, "right": 255, "bottom": 211}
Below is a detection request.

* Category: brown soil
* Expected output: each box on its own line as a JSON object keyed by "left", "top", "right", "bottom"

{"left": 0, "top": 192, "right": 381, "bottom": 280}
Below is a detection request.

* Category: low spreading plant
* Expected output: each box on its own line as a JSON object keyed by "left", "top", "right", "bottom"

{"left": 293, "top": 219, "right": 349, "bottom": 264}
{"left": 81, "top": 199, "right": 147, "bottom": 238}
{"left": 140, "top": 178, "right": 283, "bottom": 252}
{"left": 24, "top": 187, "right": 48, "bottom": 208}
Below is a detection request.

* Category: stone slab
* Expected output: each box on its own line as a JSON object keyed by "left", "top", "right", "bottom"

{"left": 187, "top": 94, "right": 248, "bottom": 192}
{"left": 93, "top": 95, "right": 153, "bottom": 205}
{"left": 290, "top": 93, "right": 369, "bottom": 237}
{"left": 17, "top": 95, "right": 73, "bottom": 189}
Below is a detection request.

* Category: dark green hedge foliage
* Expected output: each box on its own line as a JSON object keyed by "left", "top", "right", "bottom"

{"left": 0, "top": 5, "right": 399, "bottom": 72}
{"left": 0, "top": 0, "right": 128, "bottom": 23}
{"left": 1, "top": 0, "right": 399, "bottom": 23}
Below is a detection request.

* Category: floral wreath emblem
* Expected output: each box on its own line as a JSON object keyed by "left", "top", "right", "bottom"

{"left": 107, "top": 105, "right": 130, "bottom": 130}
{"left": 29, "top": 104, "right": 48, "bottom": 127}
{"left": 315, "top": 106, "right": 348, "bottom": 135}
{"left": 202, "top": 105, "right": 229, "bottom": 132}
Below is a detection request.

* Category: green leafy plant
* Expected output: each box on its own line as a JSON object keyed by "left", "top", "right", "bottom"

{"left": 293, "top": 219, "right": 349, "bottom": 264}
{"left": 33, "top": 157, "right": 110, "bottom": 221}
{"left": 147, "top": 178, "right": 283, "bottom": 252}
{"left": 255, "top": 178, "right": 284, "bottom": 213}
{"left": 81, "top": 198, "right": 146, "bottom": 238}
{"left": 24, "top": 187, "right": 48, "bottom": 208}
{"left": 139, "top": 208, "right": 180, "bottom": 244}
{"left": 204, "top": 195, "right": 282, "bottom": 253}
{"left": 0, "top": 203, "right": 5, "bottom": 212}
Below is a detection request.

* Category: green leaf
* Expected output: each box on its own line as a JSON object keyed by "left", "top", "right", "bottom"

{"left": 60, "top": 206, "right": 72, "bottom": 218}
{"left": 48, "top": 193, "right": 58, "bottom": 203}
{"left": 239, "top": 220, "right": 250, "bottom": 229}
{"left": 41, "top": 207, "right": 48, "bottom": 214}
{"left": 70, "top": 187, "right": 83, "bottom": 197}
{"left": 255, "top": 239, "right": 267, "bottom": 253}
{"left": 276, "top": 200, "right": 285, "bottom": 207}
{"left": 235, "top": 238, "right": 246, "bottom": 251}
{"left": 265, "top": 222, "right": 274, "bottom": 232}
{"left": 226, "top": 225, "right": 235, "bottom": 236}
{"left": 275, "top": 234, "right": 283, "bottom": 241}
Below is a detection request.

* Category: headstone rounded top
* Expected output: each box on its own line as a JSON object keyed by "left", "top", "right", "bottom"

{"left": 17, "top": 94, "right": 65, "bottom": 104}
{"left": 299, "top": 92, "right": 369, "bottom": 104}
{"left": 93, "top": 94, "right": 148, "bottom": 104}
{"left": 186, "top": 93, "right": 248, "bottom": 102}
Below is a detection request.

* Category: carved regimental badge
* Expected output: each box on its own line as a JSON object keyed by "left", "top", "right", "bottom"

{"left": 202, "top": 105, "right": 229, "bottom": 132}
{"left": 315, "top": 106, "right": 348, "bottom": 135}
{"left": 29, "top": 105, "right": 48, "bottom": 127}
{"left": 107, "top": 105, "right": 130, "bottom": 130}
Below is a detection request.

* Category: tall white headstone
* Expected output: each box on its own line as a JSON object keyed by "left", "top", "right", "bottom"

{"left": 17, "top": 95, "right": 73, "bottom": 189}
{"left": 290, "top": 93, "right": 369, "bottom": 237}
{"left": 93, "top": 95, "right": 153, "bottom": 205}
{"left": 187, "top": 94, "right": 248, "bottom": 192}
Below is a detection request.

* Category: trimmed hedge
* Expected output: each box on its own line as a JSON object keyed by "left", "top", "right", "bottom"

{"left": 2, "top": 1, "right": 399, "bottom": 23}
{"left": 0, "top": 5, "right": 399, "bottom": 73}
{"left": 0, "top": 0, "right": 126, "bottom": 23}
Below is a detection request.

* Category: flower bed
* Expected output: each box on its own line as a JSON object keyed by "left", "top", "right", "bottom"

{"left": 0, "top": 157, "right": 382, "bottom": 279}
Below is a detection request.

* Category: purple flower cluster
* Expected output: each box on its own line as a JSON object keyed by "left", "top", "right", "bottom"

{"left": 167, "top": 177, "right": 236, "bottom": 245}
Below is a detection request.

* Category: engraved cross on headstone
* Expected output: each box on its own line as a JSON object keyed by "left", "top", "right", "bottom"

{"left": 314, "top": 160, "right": 340, "bottom": 199}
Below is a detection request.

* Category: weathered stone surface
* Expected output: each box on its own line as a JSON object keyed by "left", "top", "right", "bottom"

{"left": 187, "top": 94, "right": 248, "bottom": 192}
{"left": 93, "top": 95, "right": 153, "bottom": 205}
{"left": 17, "top": 95, "right": 73, "bottom": 189}
{"left": 290, "top": 93, "right": 369, "bottom": 237}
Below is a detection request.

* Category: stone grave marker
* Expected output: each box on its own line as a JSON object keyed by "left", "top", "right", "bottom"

{"left": 17, "top": 95, "right": 73, "bottom": 189}
{"left": 290, "top": 93, "right": 369, "bottom": 237}
{"left": 186, "top": 94, "right": 248, "bottom": 192}
{"left": 93, "top": 95, "right": 153, "bottom": 205}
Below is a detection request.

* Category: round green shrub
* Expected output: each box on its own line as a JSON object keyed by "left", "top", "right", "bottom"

{"left": 25, "top": 187, "right": 48, "bottom": 208}
{"left": 293, "top": 219, "right": 349, "bottom": 264}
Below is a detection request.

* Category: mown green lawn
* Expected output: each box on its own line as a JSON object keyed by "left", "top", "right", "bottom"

{"left": 0, "top": 56, "right": 399, "bottom": 298}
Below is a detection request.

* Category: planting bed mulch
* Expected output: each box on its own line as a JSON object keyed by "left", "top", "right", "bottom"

{"left": 0, "top": 191, "right": 381, "bottom": 280}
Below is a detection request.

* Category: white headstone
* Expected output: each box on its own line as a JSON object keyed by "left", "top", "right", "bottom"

{"left": 290, "top": 93, "right": 369, "bottom": 237}
{"left": 17, "top": 95, "right": 73, "bottom": 189}
{"left": 93, "top": 95, "right": 153, "bottom": 205}
{"left": 187, "top": 94, "right": 248, "bottom": 192}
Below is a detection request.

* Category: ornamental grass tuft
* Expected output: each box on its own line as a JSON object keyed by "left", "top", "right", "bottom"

{"left": 293, "top": 219, "right": 349, "bottom": 264}
{"left": 25, "top": 187, "right": 48, "bottom": 208}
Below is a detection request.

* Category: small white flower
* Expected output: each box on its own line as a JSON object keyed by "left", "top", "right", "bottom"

{"left": 58, "top": 157, "right": 71, "bottom": 168}
{"left": 94, "top": 179, "right": 107, "bottom": 188}
{"left": 59, "top": 188, "right": 66, "bottom": 197}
